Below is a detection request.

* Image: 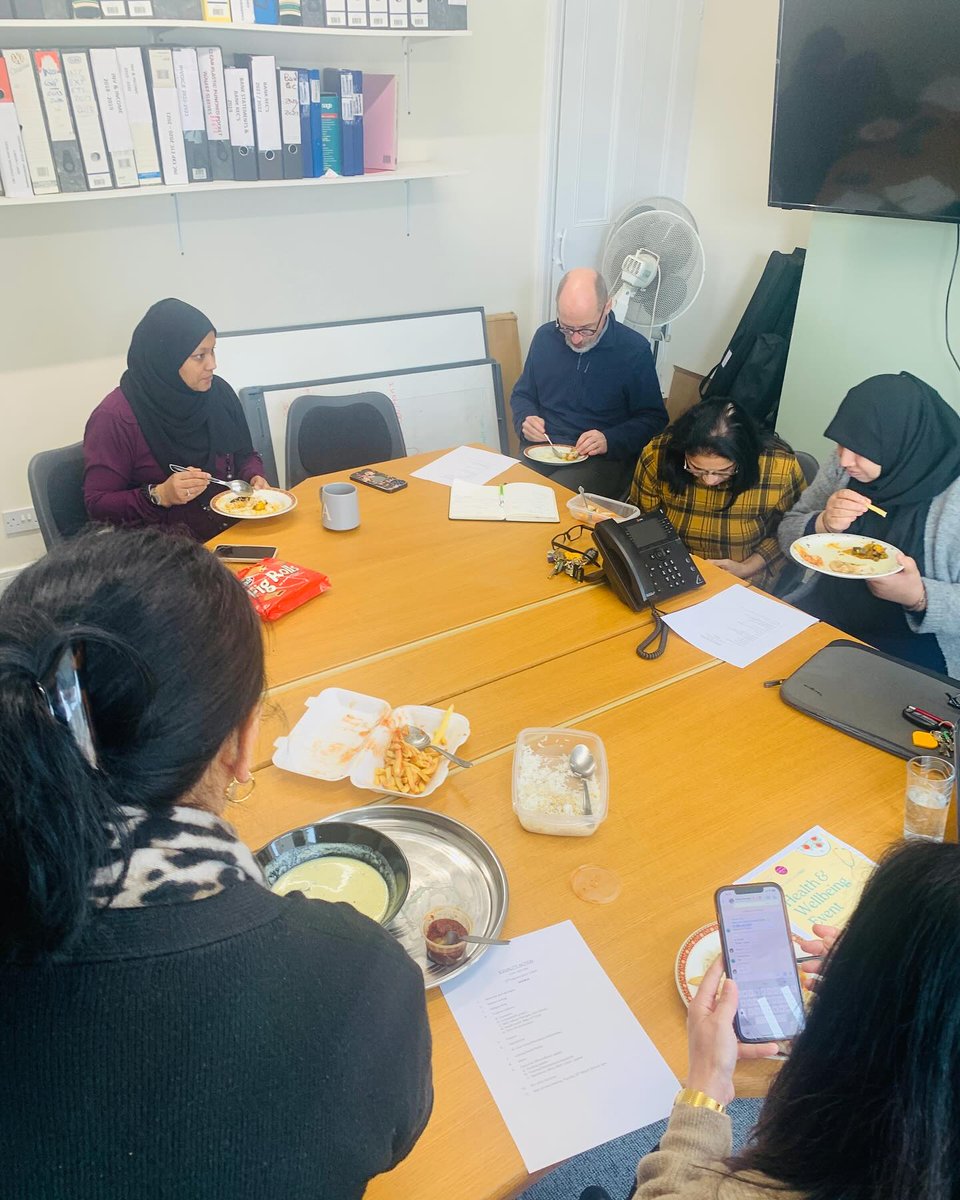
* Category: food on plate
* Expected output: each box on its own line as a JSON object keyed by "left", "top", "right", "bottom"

{"left": 374, "top": 725, "right": 442, "bottom": 795}
{"left": 423, "top": 908, "right": 472, "bottom": 965}
{"left": 844, "top": 540, "right": 888, "bottom": 561}
{"left": 433, "top": 704, "right": 454, "bottom": 746}
{"left": 583, "top": 498, "right": 617, "bottom": 519}
{"left": 828, "top": 559, "right": 870, "bottom": 575}
{"left": 271, "top": 855, "right": 389, "bottom": 921}
{"left": 226, "top": 493, "right": 283, "bottom": 515}
{"left": 795, "top": 544, "right": 825, "bottom": 568}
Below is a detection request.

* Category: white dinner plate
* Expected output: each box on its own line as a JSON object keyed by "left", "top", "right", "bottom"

{"left": 523, "top": 445, "right": 588, "bottom": 466}
{"left": 210, "top": 488, "right": 298, "bottom": 520}
{"left": 675, "top": 922, "right": 813, "bottom": 1008}
{"left": 789, "top": 533, "right": 903, "bottom": 579}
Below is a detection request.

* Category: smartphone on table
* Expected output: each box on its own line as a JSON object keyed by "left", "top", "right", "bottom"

{"left": 714, "top": 882, "right": 805, "bottom": 1043}
{"left": 213, "top": 545, "right": 277, "bottom": 563}
{"left": 349, "top": 468, "right": 407, "bottom": 493}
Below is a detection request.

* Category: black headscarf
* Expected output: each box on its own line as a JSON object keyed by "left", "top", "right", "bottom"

{"left": 120, "top": 298, "right": 255, "bottom": 474}
{"left": 824, "top": 371, "right": 960, "bottom": 574}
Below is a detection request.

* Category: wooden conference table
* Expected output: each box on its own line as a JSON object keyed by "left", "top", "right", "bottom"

{"left": 214, "top": 450, "right": 907, "bottom": 1200}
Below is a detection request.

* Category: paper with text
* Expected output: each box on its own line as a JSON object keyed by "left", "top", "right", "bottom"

{"left": 410, "top": 445, "right": 518, "bottom": 487}
{"left": 448, "top": 480, "right": 560, "bottom": 523}
{"left": 660, "top": 585, "right": 817, "bottom": 667}
{"left": 737, "top": 826, "right": 875, "bottom": 937}
{"left": 441, "top": 921, "right": 679, "bottom": 1172}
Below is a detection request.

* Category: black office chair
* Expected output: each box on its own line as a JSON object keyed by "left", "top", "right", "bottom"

{"left": 285, "top": 392, "right": 406, "bottom": 488}
{"left": 27, "top": 442, "right": 88, "bottom": 549}
{"left": 795, "top": 450, "right": 819, "bottom": 485}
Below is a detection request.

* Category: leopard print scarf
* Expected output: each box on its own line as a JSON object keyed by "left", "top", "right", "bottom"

{"left": 91, "top": 805, "right": 266, "bottom": 908}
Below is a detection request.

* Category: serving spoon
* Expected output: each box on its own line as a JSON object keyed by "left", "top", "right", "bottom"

{"left": 569, "top": 743, "right": 596, "bottom": 816}
{"left": 441, "top": 930, "right": 511, "bottom": 947}
{"left": 403, "top": 726, "right": 473, "bottom": 769}
{"left": 170, "top": 464, "right": 254, "bottom": 496}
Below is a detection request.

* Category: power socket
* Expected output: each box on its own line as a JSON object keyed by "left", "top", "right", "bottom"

{"left": 3, "top": 507, "right": 39, "bottom": 536}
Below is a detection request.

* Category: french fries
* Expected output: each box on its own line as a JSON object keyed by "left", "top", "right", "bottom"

{"left": 434, "top": 704, "right": 454, "bottom": 747}
{"left": 374, "top": 725, "right": 441, "bottom": 795}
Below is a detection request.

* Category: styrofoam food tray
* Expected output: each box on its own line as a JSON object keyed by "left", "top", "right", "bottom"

{"left": 273, "top": 688, "right": 471, "bottom": 800}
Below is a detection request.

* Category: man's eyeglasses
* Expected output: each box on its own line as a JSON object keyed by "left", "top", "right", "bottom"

{"left": 555, "top": 318, "right": 603, "bottom": 339}
{"left": 684, "top": 457, "right": 738, "bottom": 481}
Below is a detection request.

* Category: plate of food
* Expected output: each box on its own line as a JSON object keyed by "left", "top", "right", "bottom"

{"left": 210, "top": 488, "right": 298, "bottom": 520}
{"left": 524, "top": 445, "right": 588, "bottom": 466}
{"left": 272, "top": 688, "right": 471, "bottom": 801}
{"left": 789, "top": 533, "right": 903, "bottom": 578}
{"left": 675, "top": 921, "right": 813, "bottom": 1008}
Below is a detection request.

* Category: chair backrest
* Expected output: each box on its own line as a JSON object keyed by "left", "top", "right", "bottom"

{"left": 285, "top": 392, "right": 406, "bottom": 488}
{"left": 27, "top": 442, "right": 88, "bottom": 549}
{"left": 795, "top": 450, "right": 819, "bottom": 485}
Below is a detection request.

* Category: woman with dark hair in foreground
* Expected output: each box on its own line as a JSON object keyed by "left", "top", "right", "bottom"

{"left": 0, "top": 528, "right": 431, "bottom": 1200}
{"left": 630, "top": 399, "right": 805, "bottom": 591}
{"left": 622, "top": 840, "right": 960, "bottom": 1198}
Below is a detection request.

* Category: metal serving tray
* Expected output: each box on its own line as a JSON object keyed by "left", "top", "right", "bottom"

{"left": 324, "top": 805, "right": 509, "bottom": 988}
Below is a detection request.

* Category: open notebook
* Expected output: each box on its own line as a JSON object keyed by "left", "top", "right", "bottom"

{"left": 448, "top": 480, "right": 560, "bottom": 523}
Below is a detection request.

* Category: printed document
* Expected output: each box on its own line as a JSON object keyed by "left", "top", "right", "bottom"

{"left": 441, "top": 921, "right": 679, "bottom": 1172}
{"left": 411, "top": 445, "right": 518, "bottom": 486}
{"left": 660, "top": 585, "right": 817, "bottom": 668}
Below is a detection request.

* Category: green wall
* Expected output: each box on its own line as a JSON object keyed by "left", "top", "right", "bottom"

{"left": 778, "top": 210, "right": 960, "bottom": 461}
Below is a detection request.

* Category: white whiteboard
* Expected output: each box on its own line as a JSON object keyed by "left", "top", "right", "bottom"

{"left": 241, "top": 360, "right": 505, "bottom": 488}
{"left": 217, "top": 308, "right": 488, "bottom": 397}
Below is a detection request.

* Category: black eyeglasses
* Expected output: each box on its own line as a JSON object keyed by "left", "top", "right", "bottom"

{"left": 555, "top": 318, "right": 603, "bottom": 338}
{"left": 684, "top": 456, "right": 738, "bottom": 481}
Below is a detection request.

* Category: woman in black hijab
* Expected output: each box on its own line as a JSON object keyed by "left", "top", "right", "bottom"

{"left": 778, "top": 372, "right": 960, "bottom": 675}
{"left": 84, "top": 299, "right": 268, "bottom": 542}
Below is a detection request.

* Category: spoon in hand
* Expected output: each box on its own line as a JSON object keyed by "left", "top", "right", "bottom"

{"left": 170, "top": 464, "right": 254, "bottom": 496}
{"left": 403, "top": 726, "right": 473, "bottom": 769}
{"left": 569, "top": 743, "right": 596, "bottom": 816}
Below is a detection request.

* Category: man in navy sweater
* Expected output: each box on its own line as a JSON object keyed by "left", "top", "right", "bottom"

{"left": 511, "top": 268, "right": 667, "bottom": 496}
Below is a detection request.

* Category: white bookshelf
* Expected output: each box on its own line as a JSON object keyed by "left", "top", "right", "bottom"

{"left": 0, "top": 159, "right": 459, "bottom": 205}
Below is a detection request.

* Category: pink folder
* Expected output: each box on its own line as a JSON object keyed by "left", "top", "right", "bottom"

{"left": 363, "top": 73, "right": 397, "bottom": 172}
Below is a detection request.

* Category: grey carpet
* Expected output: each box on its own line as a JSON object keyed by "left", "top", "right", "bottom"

{"left": 517, "top": 1097, "right": 763, "bottom": 1200}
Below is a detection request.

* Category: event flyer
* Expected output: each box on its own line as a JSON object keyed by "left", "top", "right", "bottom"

{"left": 737, "top": 826, "right": 875, "bottom": 937}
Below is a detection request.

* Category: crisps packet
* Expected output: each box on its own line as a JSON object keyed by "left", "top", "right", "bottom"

{"left": 238, "top": 558, "right": 331, "bottom": 622}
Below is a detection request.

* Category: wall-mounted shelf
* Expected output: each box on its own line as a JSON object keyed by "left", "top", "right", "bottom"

{"left": 0, "top": 18, "right": 470, "bottom": 47}
{"left": 0, "top": 159, "right": 459, "bottom": 206}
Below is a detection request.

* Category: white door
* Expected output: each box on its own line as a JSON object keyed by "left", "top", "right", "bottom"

{"left": 543, "top": 0, "right": 703, "bottom": 321}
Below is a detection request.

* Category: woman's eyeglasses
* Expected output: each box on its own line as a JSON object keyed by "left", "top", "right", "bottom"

{"left": 684, "top": 457, "right": 738, "bottom": 481}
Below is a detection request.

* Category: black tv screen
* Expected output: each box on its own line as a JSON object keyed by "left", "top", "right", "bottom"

{"left": 770, "top": 0, "right": 960, "bottom": 223}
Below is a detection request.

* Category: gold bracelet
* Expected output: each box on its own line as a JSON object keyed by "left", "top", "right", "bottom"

{"left": 674, "top": 1087, "right": 726, "bottom": 1114}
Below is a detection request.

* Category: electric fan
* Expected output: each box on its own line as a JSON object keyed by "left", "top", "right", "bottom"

{"left": 600, "top": 198, "right": 705, "bottom": 352}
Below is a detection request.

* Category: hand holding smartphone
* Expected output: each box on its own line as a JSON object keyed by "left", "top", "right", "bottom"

{"left": 714, "top": 883, "right": 805, "bottom": 1043}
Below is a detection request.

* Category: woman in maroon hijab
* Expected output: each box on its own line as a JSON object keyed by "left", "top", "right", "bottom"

{"left": 83, "top": 298, "right": 268, "bottom": 542}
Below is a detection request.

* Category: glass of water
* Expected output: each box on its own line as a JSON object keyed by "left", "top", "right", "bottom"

{"left": 904, "top": 755, "right": 956, "bottom": 842}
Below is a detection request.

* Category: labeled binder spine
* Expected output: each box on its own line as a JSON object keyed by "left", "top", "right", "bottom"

{"left": 196, "top": 47, "right": 233, "bottom": 180}
{"left": 0, "top": 58, "right": 32, "bottom": 198}
{"left": 143, "top": 47, "right": 189, "bottom": 186}
{"left": 307, "top": 69, "right": 325, "bottom": 175}
{"left": 321, "top": 66, "right": 362, "bottom": 176}
{"left": 2, "top": 49, "right": 59, "bottom": 195}
{"left": 278, "top": 67, "right": 302, "bottom": 179}
{"left": 235, "top": 53, "right": 282, "bottom": 179}
{"left": 297, "top": 68, "right": 313, "bottom": 176}
{"left": 61, "top": 50, "right": 113, "bottom": 191}
{"left": 33, "top": 50, "right": 86, "bottom": 192}
{"left": 368, "top": 0, "right": 388, "bottom": 27}
{"left": 115, "top": 47, "right": 162, "bottom": 186}
{"left": 223, "top": 65, "right": 257, "bottom": 181}
{"left": 201, "top": 0, "right": 231, "bottom": 18}
{"left": 88, "top": 48, "right": 140, "bottom": 188}
{"left": 172, "top": 48, "right": 212, "bottom": 183}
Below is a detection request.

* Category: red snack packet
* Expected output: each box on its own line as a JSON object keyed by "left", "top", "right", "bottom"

{"left": 237, "top": 558, "right": 331, "bottom": 622}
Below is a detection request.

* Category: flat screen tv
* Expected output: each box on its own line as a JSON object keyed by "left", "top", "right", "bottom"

{"left": 770, "top": 0, "right": 960, "bottom": 223}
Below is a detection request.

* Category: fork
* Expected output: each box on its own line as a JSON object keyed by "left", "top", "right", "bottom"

{"left": 169, "top": 464, "right": 254, "bottom": 496}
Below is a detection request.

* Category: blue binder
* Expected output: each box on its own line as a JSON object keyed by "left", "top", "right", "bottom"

{"left": 321, "top": 67, "right": 363, "bottom": 176}
{"left": 307, "top": 68, "right": 325, "bottom": 176}
{"left": 253, "top": 0, "right": 278, "bottom": 23}
{"left": 297, "top": 69, "right": 314, "bottom": 178}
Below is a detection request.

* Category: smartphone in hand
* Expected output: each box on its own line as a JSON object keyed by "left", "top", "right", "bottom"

{"left": 715, "top": 882, "right": 805, "bottom": 1043}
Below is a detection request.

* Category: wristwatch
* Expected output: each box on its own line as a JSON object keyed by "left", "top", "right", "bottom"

{"left": 674, "top": 1088, "right": 726, "bottom": 1114}
{"left": 145, "top": 484, "right": 163, "bottom": 507}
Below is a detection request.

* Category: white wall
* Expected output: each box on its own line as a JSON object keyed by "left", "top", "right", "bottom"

{"left": 665, "top": 0, "right": 811, "bottom": 381}
{"left": 0, "top": 0, "right": 550, "bottom": 569}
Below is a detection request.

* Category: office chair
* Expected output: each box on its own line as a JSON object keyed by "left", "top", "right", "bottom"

{"left": 27, "top": 442, "right": 88, "bottom": 549}
{"left": 285, "top": 392, "right": 406, "bottom": 488}
{"left": 795, "top": 450, "right": 819, "bottom": 485}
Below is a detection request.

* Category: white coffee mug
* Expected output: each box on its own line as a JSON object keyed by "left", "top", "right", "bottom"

{"left": 321, "top": 482, "right": 360, "bottom": 531}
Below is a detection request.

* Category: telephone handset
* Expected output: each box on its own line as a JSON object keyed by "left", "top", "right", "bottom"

{"left": 592, "top": 509, "right": 705, "bottom": 612}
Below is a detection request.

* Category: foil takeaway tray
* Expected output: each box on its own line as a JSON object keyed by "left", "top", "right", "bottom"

{"left": 323, "top": 805, "right": 509, "bottom": 988}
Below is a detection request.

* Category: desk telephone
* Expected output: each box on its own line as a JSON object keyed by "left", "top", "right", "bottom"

{"left": 592, "top": 509, "right": 705, "bottom": 611}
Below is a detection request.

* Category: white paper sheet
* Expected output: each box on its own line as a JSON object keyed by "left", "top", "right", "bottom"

{"left": 410, "top": 445, "right": 518, "bottom": 486}
{"left": 441, "top": 921, "right": 679, "bottom": 1172}
{"left": 660, "top": 585, "right": 817, "bottom": 668}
